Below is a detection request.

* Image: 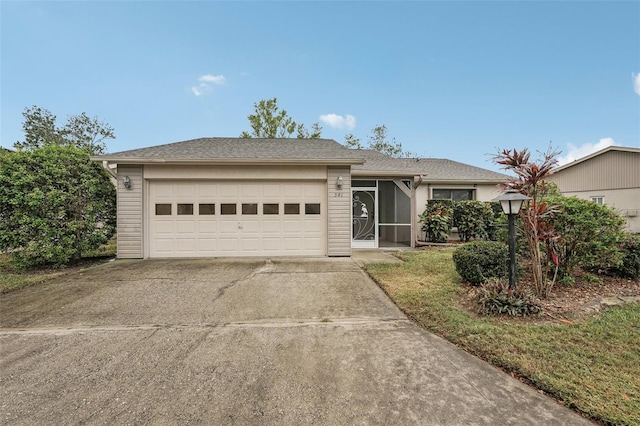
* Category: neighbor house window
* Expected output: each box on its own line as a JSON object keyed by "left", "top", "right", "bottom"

{"left": 590, "top": 196, "right": 604, "bottom": 205}
{"left": 155, "top": 204, "right": 172, "bottom": 215}
{"left": 432, "top": 189, "right": 474, "bottom": 201}
{"left": 177, "top": 204, "right": 194, "bottom": 215}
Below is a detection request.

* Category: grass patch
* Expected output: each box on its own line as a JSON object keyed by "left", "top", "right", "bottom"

{"left": 365, "top": 248, "right": 640, "bottom": 426}
{"left": 0, "top": 238, "right": 117, "bottom": 294}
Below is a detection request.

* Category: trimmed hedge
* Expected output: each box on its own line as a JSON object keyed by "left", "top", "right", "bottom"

{"left": 453, "top": 241, "right": 509, "bottom": 285}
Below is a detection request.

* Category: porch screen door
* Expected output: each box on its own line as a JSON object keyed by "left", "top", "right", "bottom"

{"left": 352, "top": 189, "right": 377, "bottom": 248}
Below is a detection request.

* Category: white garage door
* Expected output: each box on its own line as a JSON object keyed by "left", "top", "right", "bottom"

{"left": 149, "top": 181, "right": 326, "bottom": 257}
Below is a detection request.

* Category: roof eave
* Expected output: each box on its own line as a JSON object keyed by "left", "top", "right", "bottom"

{"left": 418, "top": 178, "right": 505, "bottom": 184}
{"left": 351, "top": 170, "right": 422, "bottom": 177}
{"left": 91, "top": 157, "right": 366, "bottom": 166}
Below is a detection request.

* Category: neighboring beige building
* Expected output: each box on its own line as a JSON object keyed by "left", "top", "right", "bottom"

{"left": 93, "top": 138, "right": 508, "bottom": 259}
{"left": 548, "top": 146, "right": 640, "bottom": 233}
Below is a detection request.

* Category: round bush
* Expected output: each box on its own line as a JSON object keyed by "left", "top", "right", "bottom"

{"left": 453, "top": 241, "right": 509, "bottom": 285}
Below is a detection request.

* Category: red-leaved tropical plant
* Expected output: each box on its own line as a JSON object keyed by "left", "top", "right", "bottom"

{"left": 493, "top": 147, "right": 560, "bottom": 298}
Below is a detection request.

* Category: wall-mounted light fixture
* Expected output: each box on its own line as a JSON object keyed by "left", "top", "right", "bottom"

{"left": 123, "top": 176, "right": 132, "bottom": 190}
{"left": 336, "top": 176, "right": 344, "bottom": 189}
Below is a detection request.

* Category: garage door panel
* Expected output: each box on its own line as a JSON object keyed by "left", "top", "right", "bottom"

{"left": 198, "top": 239, "right": 217, "bottom": 251}
{"left": 218, "top": 184, "right": 238, "bottom": 198}
{"left": 261, "top": 184, "right": 281, "bottom": 198}
{"left": 176, "top": 239, "right": 196, "bottom": 252}
{"left": 176, "top": 220, "right": 195, "bottom": 233}
{"left": 218, "top": 221, "right": 239, "bottom": 233}
{"left": 282, "top": 220, "right": 303, "bottom": 233}
{"left": 176, "top": 183, "right": 196, "bottom": 198}
{"left": 197, "top": 220, "right": 217, "bottom": 233}
{"left": 150, "top": 181, "right": 326, "bottom": 257}
{"left": 154, "top": 239, "right": 174, "bottom": 253}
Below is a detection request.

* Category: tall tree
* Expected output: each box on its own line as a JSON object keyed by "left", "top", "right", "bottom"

{"left": 240, "top": 97, "right": 322, "bottom": 139}
{"left": 14, "top": 106, "right": 115, "bottom": 155}
{"left": 344, "top": 125, "right": 414, "bottom": 158}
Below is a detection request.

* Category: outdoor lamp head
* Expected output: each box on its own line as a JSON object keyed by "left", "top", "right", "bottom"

{"left": 123, "top": 175, "right": 132, "bottom": 189}
{"left": 493, "top": 190, "right": 530, "bottom": 215}
{"left": 337, "top": 175, "right": 343, "bottom": 189}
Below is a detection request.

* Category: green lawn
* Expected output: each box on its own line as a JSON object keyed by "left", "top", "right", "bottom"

{"left": 0, "top": 238, "right": 117, "bottom": 294}
{"left": 365, "top": 248, "right": 640, "bottom": 426}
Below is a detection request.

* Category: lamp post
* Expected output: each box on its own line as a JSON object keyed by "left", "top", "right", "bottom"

{"left": 493, "top": 190, "right": 531, "bottom": 289}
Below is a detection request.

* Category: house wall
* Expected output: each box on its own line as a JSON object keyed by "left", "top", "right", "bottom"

{"left": 415, "top": 182, "right": 502, "bottom": 215}
{"left": 115, "top": 164, "right": 352, "bottom": 258}
{"left": 327, "top": 167, "right": 351, "bottom": 256}
{"left": 559, "top": 189, "right": 640, "bottom": 233}
{"left": 116, "top": 164, "right": 144, "bottom": 258}
{"left": 548, "top": 150, "right": 640, "bottom": 192}
{"left": 549, "top": 150, "right": 640, "bottom": 233}
{"left": 414, "top": 182, "right": 502, "bottom": 242}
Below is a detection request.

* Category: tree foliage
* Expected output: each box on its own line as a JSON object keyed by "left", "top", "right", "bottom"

{"left": 344, "top": 125, "right": 415, "bottom": 158}
{"left": 240, "top": 98, "right": 322, "bottom": 139}
{"left": 544, "top": 194, "right": 625, "bottom": 277}
{"left": 14, "top": 106, "right": 115, "bottom": 155}
{"left": 0, "top": 145, "right": 116, "bottom": 268}
{"left": 494, "top": 147, "right": 560, "bottom": 298}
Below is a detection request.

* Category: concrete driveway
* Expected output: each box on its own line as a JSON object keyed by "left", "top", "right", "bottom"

{"left": 0, "top": 257, "right": 591, "bottom": 425}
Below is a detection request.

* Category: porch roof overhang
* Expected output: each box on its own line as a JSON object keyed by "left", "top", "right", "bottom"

{"left": 351, "top": 170, "right": 424, "bottom": 178}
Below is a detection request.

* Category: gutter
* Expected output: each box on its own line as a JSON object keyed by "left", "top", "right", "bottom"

{"left": 90, "top": 157, "right": 366, "bottom": 166}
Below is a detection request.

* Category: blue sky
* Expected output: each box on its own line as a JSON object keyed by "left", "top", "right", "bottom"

{"left": 2, "top": 1, "right": 639, "bottom": 171}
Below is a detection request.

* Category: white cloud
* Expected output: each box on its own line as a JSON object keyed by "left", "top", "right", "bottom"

{"left": 633, "top": 72, "right": 640, "bottom": 95}
{"left": 191, "top": 74, "right": 226, "bottom": 96}
{"left": 199, "top": 74, "right": 226, "bottom": 84}
{"left": 319, "top": 113, "right": 356, "bottom": 130}
{"left": 557, "top": 138, "right": 619, "bottom": 166}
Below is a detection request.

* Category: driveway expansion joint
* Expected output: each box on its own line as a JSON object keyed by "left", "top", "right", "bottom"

{"left": 0, "top": 318, "right": 411, "bottom": 335}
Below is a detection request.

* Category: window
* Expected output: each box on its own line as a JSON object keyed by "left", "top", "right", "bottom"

{"left": 591, "top": 196, "right": 604, "bottom": 205}
{"left": 242, "top": 203, "right": 258, "bottom": 215}
{"left": 263, "top": 203, "right": 279, "bottom": 215}
{"left": 177, "top": 204, "right": 193, "bottom": 215}
{"left": 432, "top": 189, "right": 474, "bottom": 201}
{"left": 155, "top": 204, "right": 171, "bottom": 215}
{"left": 220, "top": 204, "right": 237, "bottom": 215}
{"left": 305, "top": 203, "right": 321, "bottom": 215}
{"left": 199, "top": 204, "right": 215, "bottom": 215}
{"left": 284, "top": 203, "right": 300, "bottom": 214}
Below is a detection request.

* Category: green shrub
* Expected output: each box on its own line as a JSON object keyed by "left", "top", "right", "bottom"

{"left": 0, "top": 145, "right": 116, "bottom": 269}
{"left": 420, "top": 200, "right": 454, "bottom": 243}
{"left": 545, "top": 195, "right": 625, "bottom": 278}
{"left": 454, "top": 201, "right": 498, "bottom": 242}
{"left": 605, "top": 233, "right": 640, "bottom": 279}
{"left": 452, "top": 241, "right": 509, "bottom": 285}
{"left": 476, "top": 279, "right": 541, "bottom": 317}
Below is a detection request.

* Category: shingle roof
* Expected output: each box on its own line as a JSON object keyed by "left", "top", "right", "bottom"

{"left": 94, "top": 137, "right": 365, "bottom": 165}
{"left": 94, "top": 138, "right": 508, "bottom": 182}
{"left": 351, "top": 149, "right": 508, "bottom": 182}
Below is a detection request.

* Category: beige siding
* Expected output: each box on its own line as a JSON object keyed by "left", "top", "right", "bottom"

{"left": 561, "top": 188, "right": 640, "bottom": 233}
{"left": 549, "top": 150, "right": 640, "bottom": 192}
{"left": 327, "top": 167, "right": 351, "bottom": 256}
{"left": 116, "top": 165, "right": 143, "bottom": 258}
